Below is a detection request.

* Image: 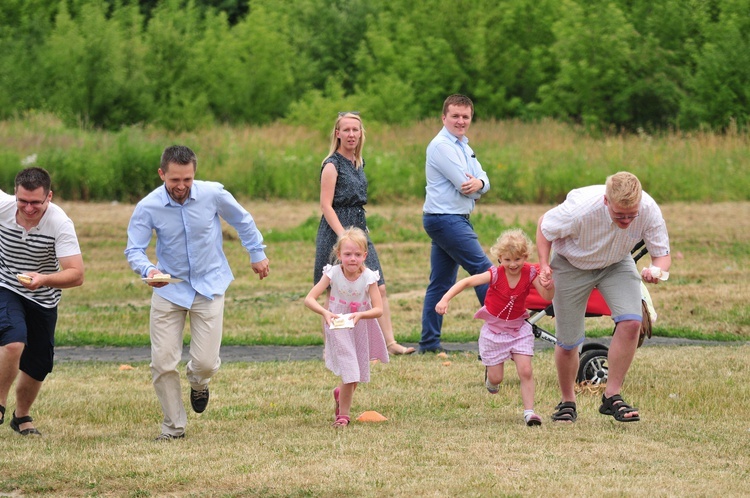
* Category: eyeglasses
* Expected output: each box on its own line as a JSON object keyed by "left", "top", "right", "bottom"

{"left": 611, "top": 212, "right": 639, "bottom": 220}
{"left": 16, "top": 197, "right": 48, "bottom": 208}
{"left": 605, "top": 197, "right": 639, "bottom": 220}
{"left": 338, "top": 111, "right": 360, "bottom": 117}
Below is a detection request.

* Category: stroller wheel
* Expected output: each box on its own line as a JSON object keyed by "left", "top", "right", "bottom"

{"left": 577, "top": 349, "right": 608, "bottom": 384}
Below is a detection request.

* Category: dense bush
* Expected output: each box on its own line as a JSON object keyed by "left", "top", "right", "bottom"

{"left": 1, "top": 0, "right": 749, "bottom": 132}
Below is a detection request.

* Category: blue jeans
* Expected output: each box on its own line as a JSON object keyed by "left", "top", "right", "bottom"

{"left": 420, "top": 214, "right": 493, "bottom": 351}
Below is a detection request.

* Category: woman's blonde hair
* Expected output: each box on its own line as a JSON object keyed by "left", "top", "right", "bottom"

{"left": 606, "top": 171, "right": 642, "bottom": 208}
{"left": 489, "top": 229, "right": 532, "bottom": 261}
{"left": 331, "top": 227, "right": 369, "bottom": 269}
{"left": 322, "top": 112, "right": 366, "bottom": 168}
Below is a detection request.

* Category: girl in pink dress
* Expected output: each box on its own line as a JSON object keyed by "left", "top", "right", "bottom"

{"left": 305, "top": 227, "right": 389, "bottom": 427}
{"left": 435, "top": 229, "right": 554, "bottom": 426}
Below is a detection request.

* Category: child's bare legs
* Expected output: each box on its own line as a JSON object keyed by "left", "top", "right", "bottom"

{"left": 333, "top": 382, "right": 357, "bottom": 427}
{"left": 378, "top": 284, "right": 415, "bottom": 355}
{"left": 486, "top": 363, "right": 505, "bottom": 386}
{"left": 513, "top": 353, "right": 541, "bottom": 425}
{"left": 485, "top": 363, "right": 504, "bottom": 393}
{"left": 513, "top": 354, "right": 535, "bottom": 409}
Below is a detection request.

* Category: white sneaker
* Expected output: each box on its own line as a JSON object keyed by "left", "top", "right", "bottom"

{"left": 525, "top": 412, "right": 542, "bottom": 426}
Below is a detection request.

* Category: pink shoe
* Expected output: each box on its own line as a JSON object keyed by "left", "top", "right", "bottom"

{"left": 332, "top": 415, "right": 350, "bottom": 428}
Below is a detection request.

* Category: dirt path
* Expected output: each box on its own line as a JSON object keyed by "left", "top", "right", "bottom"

{"left": 54, "top": 337, "right": 740, "bottom": 364}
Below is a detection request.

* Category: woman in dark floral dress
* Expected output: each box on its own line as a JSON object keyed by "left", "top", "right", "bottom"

{"left": 313, "top": 112, "right": 415, "bottom": 355}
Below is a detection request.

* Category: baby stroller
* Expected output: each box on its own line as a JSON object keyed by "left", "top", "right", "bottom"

{"left": 524, "top": 241, "right": 655, "bottom": 385}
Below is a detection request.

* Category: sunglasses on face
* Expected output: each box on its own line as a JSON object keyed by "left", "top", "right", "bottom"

{"left": 338, "top": 111, "right": 360, "bottom": 117}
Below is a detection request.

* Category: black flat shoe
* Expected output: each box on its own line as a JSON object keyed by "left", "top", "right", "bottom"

{"left": 418, "top": 346, "right": 449, "bottom": 355}
{"left": 190, "top": 387, "right": 209, "bottom": 413}
{"left": 10, "top": 411, "right": 42, "bottom": 436}
{"left": 0, "top": 404, "right": 5, "bottom": 425}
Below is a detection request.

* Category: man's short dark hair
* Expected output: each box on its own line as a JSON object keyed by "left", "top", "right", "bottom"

{"left": 160, "top": 145, "right": 198, "bottom": 172}
{"left": 15, "top": 167, "right": 52, "bottom": 195}
{"left": 442, "top": 94, "right": 474, "bottom": 117}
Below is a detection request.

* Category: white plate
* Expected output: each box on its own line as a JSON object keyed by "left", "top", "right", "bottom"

{"left": 142, "top": 277, "right": 183, "bottom": 284}
{"left": 649, "top": 266, "right": 669, "bottom": 281}
{"left": 329, "top": 313, "right": 355, "bottom": 329}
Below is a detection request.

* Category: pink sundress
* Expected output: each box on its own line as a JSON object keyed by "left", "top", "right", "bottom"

{"left": 323, "top": 264, "right": 389, "bottom": 383}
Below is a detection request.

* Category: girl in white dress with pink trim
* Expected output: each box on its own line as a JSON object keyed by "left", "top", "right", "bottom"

{"left": 305, "top": 227, "right": 389, "bottom": 427}
{"left": 435, "top": 229, "right": 554, "bottom": 426}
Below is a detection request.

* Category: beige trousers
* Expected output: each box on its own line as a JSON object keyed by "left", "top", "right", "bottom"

{"left": 149, "top": 293, "right": 224, "bottom": 436}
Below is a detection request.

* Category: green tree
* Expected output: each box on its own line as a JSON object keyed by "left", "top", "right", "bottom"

{"left": 618, "top": 0, "right": 712, "bottom": 130}
{"left": 268, "top": 0, "right": 378, "bottom": 98}
{"left": 538, "top": 0, "right": 639, "bottom": 129}
{"left": 354, "top": 9, "right": 464, "bottom": 122}
{"left": 135, "top": 0, "right": 249, "bottom": 24}
{"left": 143, "top": 0, "right": 213, "bottom": 130}
{"left": 471, "top": 0, "right": 560, "bottom": 119}
{"left": 39, "top": 1, "right": 151, "bottom": 128}
{"left": 0, "top": 0, "right": 57, "bottom": 118}
{"left": 214, "top": 5, "right": 296, "bottom": 124}
{"left": 3, "top": 0, "right": 750, "bottom": 132}
{"left": 680, "top": 10, "right": 750, "bottom": 129}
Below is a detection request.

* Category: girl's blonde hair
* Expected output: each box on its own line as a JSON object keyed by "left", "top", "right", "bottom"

{"left": 331, "top": 227, "right": 369, "bottom": 269}
{"left": 489, "top": 228, "right": 532, "bottom": 261}
{"left": 322, "top": 112, "right": 366, "bottom": 168}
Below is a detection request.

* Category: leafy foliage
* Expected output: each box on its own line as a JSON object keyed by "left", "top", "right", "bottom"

{"left": 1, "top": 0, "right": 749, "bottom": 131}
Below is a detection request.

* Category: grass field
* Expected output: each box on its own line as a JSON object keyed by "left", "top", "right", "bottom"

{"left": 55, "top": 200, "right": 750, "bottom": 346}
{"left": 0, "top": 346, "right": 748, "bottom": 496}
{"left": 1, "top": 201, "right": 748, "bottom": 496}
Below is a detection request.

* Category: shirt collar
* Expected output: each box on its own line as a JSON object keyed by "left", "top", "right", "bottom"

{"left": 439, "top": 126, "right": 469, "bottom": 146}
{"left": 159, "top": 184, "right": 196, "bottom": 206}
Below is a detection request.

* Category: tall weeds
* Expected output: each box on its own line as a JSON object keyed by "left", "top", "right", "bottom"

{"left": 1, "top": 115, "right": 748, "bottom": 204}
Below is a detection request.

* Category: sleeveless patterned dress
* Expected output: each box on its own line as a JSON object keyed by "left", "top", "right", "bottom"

{"left": 313, "top": 152, "right": 385, "bottom": 286}
{"left": 322, "top": 264, "right": 389, "bottom": 383}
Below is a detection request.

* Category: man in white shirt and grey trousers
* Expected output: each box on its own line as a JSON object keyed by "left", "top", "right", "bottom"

{"left": 537, "top": 171, "right": 670, "bottom": 424}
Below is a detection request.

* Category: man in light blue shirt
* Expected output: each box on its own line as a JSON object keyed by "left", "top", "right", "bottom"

{"left": 420, "top": 95, "right": 492, "bottom": 353}
{"left": 125, "top": 145, "right": 269, "bottom": 441}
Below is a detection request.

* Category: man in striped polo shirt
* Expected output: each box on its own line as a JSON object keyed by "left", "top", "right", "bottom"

{"left": 0, "top": 167, "right": 84, "bottom": 436}
{"left": 537, "top": 171, "right": 670, "bottom": 423}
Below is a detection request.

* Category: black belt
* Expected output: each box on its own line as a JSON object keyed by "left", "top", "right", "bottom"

{"left": 424, "top": 213, "right": 470, "bottom": 220}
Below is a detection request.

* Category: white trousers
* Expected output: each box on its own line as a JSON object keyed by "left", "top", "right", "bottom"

{"left": 149, "top": 293, "right": 224, "bottom": 436}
